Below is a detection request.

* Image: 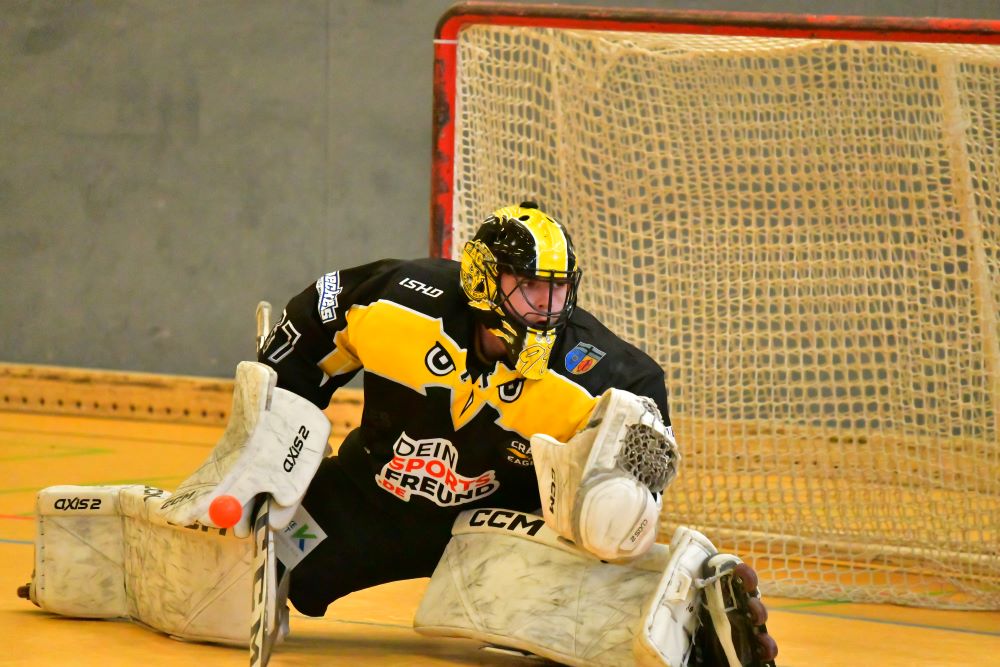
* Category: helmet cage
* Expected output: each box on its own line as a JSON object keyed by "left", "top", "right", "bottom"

{"left": 459, "top": 203, "right": 581, "bottom": 377}
{"left": 490, "top": 262, "right": 581, "bottom": 333}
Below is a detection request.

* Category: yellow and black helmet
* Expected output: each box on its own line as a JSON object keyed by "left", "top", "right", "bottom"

{"left": 460, "top": 202, "right": 582, "bottom": 378}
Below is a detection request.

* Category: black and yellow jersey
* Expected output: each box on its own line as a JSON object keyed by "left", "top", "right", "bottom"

{"left": 259, "top": 258, "right": 669, "bottom": 517}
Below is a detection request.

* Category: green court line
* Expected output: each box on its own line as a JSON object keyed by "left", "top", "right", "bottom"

{"left": 774, "top": 606, "right": 1000, "bottom": 637}
{"left": 0, "top": 475, "right": 184, "bottom": 496}
{"left": 0, "top": 485, "right": 67, "bottom": 496}
{"left": 775, "top": 599, "right": 851, "bottom": 609}
{"left": 92, "top": 475, "right": 186, "bottom": 486}
{"left": 0, "top": 445, "right": 112, "bottom": 463}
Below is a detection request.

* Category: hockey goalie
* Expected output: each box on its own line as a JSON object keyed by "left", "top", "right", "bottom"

{"left": 19, "top": 203, "right": 777, "bottom": 666}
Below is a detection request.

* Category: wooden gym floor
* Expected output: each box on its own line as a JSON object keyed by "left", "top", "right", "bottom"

{"left": 1, "top": 403, "right": 998, "bottom": 665}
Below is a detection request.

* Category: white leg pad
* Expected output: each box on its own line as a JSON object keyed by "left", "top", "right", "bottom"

{"left": 413, "top": 509, "right": 716, "bottom": 667}
{"left": 31, "top": 485, "right": 131, "bottom": 617}
{"left": 29, "top": 484, "right": 280, "bottom": 646}
{"left": 121, "top": 486, "right": 256, "bottom": 645}
{"left": 637, "top": 526, "right": 718, "bottom": 666}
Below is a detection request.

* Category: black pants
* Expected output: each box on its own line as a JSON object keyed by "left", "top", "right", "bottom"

{"left": 287, "top": 456, "right": 456, "bottom": 617}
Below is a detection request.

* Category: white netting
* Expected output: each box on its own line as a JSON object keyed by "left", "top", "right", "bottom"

{"left": 447, "top": 25, "right": 1000, "bottom": 609}
{"left": 618, "top": 421, "right": 677, "bottom": 492}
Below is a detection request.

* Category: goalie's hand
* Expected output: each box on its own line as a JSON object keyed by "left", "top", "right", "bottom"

{"left": 530, "top": 388, "right": 679, "bottom": 561}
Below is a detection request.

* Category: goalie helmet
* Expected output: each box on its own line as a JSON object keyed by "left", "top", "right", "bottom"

{"left": 460, "top": 202, "right": 582, "bottom": 379}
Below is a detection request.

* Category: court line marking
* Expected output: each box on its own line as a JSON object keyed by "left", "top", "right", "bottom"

{"left": 770, "top": 606, "right": 1000, "bottom": 637}
{"left": 294, "top": 608, "right": 1000, "bottom": 638}
{"left": 0, "top": 475, "right": 185, "bottom": 496}
{"left": 0, "top": 427, "right": 215, "bottom": 448}
{"left": 0, "top": 445, "right": 112, "bottom": 463}
{"left": 295, "top": 608, "right": 1000, "bottom": 639}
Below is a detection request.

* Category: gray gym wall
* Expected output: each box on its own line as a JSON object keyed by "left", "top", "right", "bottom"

{"left": 2, "top": 0, "right": 998, "bottom": 378}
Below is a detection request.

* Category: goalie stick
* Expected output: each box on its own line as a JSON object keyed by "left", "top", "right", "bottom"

{"left": 249, "top": 496, "right": 276, "bottom": 667}
{"left": 250, "top": 300, "right": 278, "bottom": 667}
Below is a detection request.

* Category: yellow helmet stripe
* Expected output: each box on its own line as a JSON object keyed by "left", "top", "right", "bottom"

{"left": 520, "top": 210, "right": 569, "bottom": 273}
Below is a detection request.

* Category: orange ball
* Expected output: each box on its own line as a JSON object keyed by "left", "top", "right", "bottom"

{"left": 208, "top": 494, "right": 243, "bottom": 528}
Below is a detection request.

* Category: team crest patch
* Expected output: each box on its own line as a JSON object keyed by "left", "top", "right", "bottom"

{"left": 565, "top": 342, "right": 605, "bottom": 374}
{"left": 505, "top": 440, "right": 533, "bottom": 467}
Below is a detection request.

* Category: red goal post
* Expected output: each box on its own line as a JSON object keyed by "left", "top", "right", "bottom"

{"left": 429, "top": 2, "right": 1000, "bottom": 609}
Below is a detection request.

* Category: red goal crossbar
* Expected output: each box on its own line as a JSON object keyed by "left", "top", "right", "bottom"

{"left": 429, "top": 1, "right": 1000, "bottom": 257}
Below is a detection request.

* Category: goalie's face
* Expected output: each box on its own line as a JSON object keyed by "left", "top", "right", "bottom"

{"left": 498, "top": 271, "right": 572, "bottom": 330}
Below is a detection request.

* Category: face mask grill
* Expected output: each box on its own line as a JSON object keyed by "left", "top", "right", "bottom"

{"left": 460, "top": 203, "right": 581, "bottom": 377}
{"left": 493, "top": 265, "right": 582, "bottom": 333}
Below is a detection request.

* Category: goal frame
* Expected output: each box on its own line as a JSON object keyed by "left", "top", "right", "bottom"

{"left": 429, "top": 1, "right": 1000, "bottom": 258}
{"left": 427, "top": 1, "right": 1000, "bottom": 609}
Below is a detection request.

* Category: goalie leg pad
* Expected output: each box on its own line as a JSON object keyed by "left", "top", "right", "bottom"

{"left": 158, "top": 361, "right": 332, "bottom": 536}
{"left": 414, "top": 508, "right": 716, "bottom": 667}
{"left": 122, "top": 485, "right": 258, "bottom": 645}
{"left": 28, "top": 484, "right": 284, "bottom": 647}
{"left": 29, "top": 485, "right": 133, "bottom": 617}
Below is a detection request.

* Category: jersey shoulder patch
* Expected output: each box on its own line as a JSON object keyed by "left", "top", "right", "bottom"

{"left": 555, "top": 308, "right": 663, "bottom": 391}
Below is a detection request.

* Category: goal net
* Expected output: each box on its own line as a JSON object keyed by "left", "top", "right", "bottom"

{"left": 432, "top": 5, "right": 1000, "bottom": 609}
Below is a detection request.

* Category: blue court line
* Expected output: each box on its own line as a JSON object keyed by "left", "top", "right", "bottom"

{"left": 774, "top": 605, "right": 1000, "bottom": 637}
